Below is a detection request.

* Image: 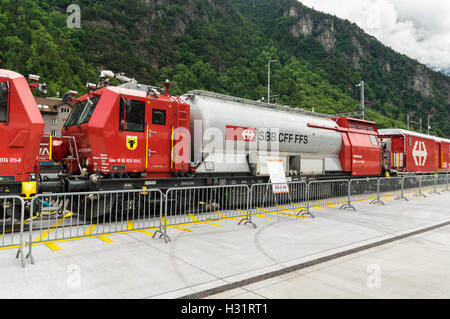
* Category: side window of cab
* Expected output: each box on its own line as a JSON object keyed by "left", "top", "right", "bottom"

{"left": 0, "top": 82, "right": 9, "bottom": 123}
{"left": 119, "top": 98, "right": 145, "bottom": 132}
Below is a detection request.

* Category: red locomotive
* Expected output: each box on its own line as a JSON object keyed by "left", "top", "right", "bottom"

{"left": 0, "top": 69, "right": 448, "bottom": 206}
{"left": 0, "top": 70, "right": 44, "bottom": 198}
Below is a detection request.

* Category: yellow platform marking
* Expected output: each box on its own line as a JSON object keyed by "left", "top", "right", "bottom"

{"left": 236, "top": 209, "right": 248, "bottom": 216}
{"left": 257, "top": 206, "right": 308, "bottom": 219}
{"left": 45, "top": 242, "right": 62, "bottom": 251}
{"left": 315, "top": 200, "right": 339, "bottom": 205}
{"left": 216, "top": 211, "right": 241, "bottom": 221}
{"left": 0, "top": 226, "right": 162, "bottom": 251}
{"left": 252, "top": 208, "right": 272, "bottom": 219}
{"left": 140, "top": 230, "right": 155, "bottom": 237}
{"left": 254, "top": 215, "right": 272, "bottom": 219}
{"left": 204, "top": 221, "right": 223, "bottom": 227}
{"left": 0, "top": 227, "right": 12, "bottom": 237}
{"left": 277, "top": 212, "right": 309, "bottom": 219}
{"left": 162, "top": 217, "right": 193, "bottom": 232}
{"left": 276, "top": 204, "right": 310, "bottom": 211}
{"left": 174, "top": 226, "right": 193, "bottom": 232}
{"left": 84, "top": 224, "right": 97, "bottom": 236}
{"left": 97, "top": 235, "right": 114, "bottom": 243}
{"left": 309, "top": 206, "right": 328, "bottom": 210}
{"left": 25, "top": 210, "right": 73, "bottom": 223}
{"left": 309, "top": 201, "right": 343, "bottom": 207}
{"left": 188, "top": 213, "right": 223, "bottom": 227}
{"left": 34, "top": 213, "right": 71, "bottom": 242}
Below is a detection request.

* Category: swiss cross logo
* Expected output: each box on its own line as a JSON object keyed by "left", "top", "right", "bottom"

{"left": 241, "top": 129, "right": 255, "bottom": 141}
{"left": 226, "top": 126, "right": 257, "bottom": 142}
{"left": 412, "top": 141, "right": 427, "bottom": 166}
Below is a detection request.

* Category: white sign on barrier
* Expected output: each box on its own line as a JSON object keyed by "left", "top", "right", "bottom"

{"left": 266, "top": 158, "right": 289, "bottom": 194}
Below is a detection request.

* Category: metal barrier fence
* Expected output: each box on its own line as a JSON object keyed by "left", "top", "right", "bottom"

{"left": 347, "top": 178, "right": 380, "bottom": 208}
{"left": 437, "top": 173, "right": 448, "bottom": 192}
{"left": 378, "top": 176, "right": 405, "bottom": 203}
{"left": 249, "top": 181, "right": 309, "bottom": 218}
{"left": 0, "top": 196, "right": 26, "bottom": 267}
{"left": 26, "top": 188, "right": 164, "bottom": 266}
{"left": 402, "top": 176, "right": 421, "bottom": 199}
{"left": 162, "top": 184, "right": 254, "bottom": 241}
{"left": 420, "top": 174, "right": 440, "bottom": 196}
{"left": 308, "top": 180, "right": 349, "bottom": 212}
{"left": 1, "top": 172, "right": 447, "bottom": 268}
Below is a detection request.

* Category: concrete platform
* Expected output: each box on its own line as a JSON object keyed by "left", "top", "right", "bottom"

{"left": 0, "top": 191, "right": 449, "bottom": 299}
{"left": 206, "top": 224, "right": 450, "bottom": 299}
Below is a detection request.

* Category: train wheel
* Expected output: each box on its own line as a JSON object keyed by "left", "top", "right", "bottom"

{"left": 71, "top": 194, "right": 115, "bottom": 221}
{"left": 112, "top": 192, "right": 157, "bottom": 221}
{"left": 0, "top": 199, "right": 26, "bottom": 221}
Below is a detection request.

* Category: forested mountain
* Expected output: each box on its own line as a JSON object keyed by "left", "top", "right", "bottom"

{"left": 0, "top": 0, "right": 449, "bottom": 136}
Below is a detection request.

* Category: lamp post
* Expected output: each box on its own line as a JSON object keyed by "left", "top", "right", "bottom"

{"left": 356, "top": 81, "right": 365, "bottom": 120}
{"left": 268, "top": 59, "right": 277, "bottom": 103}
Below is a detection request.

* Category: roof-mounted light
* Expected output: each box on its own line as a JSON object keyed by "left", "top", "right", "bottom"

{"left": 28, "top": 74, "right": 40, "bottom": 81}
{"left": 86, "top": 83, "right": 97, "bottom": 90}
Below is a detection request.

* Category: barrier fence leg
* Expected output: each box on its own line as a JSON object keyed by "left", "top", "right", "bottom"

{"left": 299, "top": 184, "right": 314, "bottom": 218}
{"left": 238, "top": 187, "right": 257, "bottom": 229}
{"left": 394, "top": 177, "right": 408, "bottom": 201}
{"left": 152, "top": 194, "right": 171, "bottom": 243}
{"left": 429, "top": 174, "right": 440, "bottom": 195}
{"left": 25, "top": 200, "right": 35, "bottom": 265}
{"left": 340, "top": 180, "right": 356, "bottom": 211}
{"left": 297, "top": 183, "right": 314, "bottom": 218}
{"left": 15, "top": 199, "right": 26, "bottom": 268}
{"left": 414, "top": 175, "right": 427, "bottom": 198}
{"left": 370, "top": 178, "right": 385, "bottom": 205}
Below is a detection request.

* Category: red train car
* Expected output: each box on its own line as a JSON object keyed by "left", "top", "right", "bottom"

{"left": 310, "top": 117, "right": 382, "bottom": 177}
{"left": 53, "top": 83, "right": 190, "bottom": 191}
{"left": 334, "top": 117, "right": 381, "bottom": 177}
{"left": 378, "top": 129, "right": 450, "bottom": 173}
{"left": 0, "top": 69, "right": 44, "bottom": 197}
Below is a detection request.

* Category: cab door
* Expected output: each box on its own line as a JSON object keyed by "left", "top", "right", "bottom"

{"left": 145, "top": 101, "right": 171, "bottom": 175}
{"left": 117, "top": 97, "right": 146, "bottom": 172}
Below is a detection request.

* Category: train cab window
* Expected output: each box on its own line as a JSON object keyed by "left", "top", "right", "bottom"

{"left": 369, "top": 135, "right": 379, "bottom": 146}
{"left": 65, "top": 102, "right": 84, "bottom": 127}
{"left": 0, "top": 82, "right": 9, "bottom": 123}
{"left": 78, "top": 96, "right": 101, "bottom": 124}
{"left": 119, "top": 98, "right": 145, "bottom": 132}
{"left": 409, "top": 138, "right": 412, "bottom": 147}
{"left": 152, "top": 109, "right": 166, "bottom": 125}
{"left": 65, "top": 95, "right": 101, "bottom": 127}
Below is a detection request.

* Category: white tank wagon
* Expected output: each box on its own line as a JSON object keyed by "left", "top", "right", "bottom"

{"left": 182, "top": 90, "right": 344, "bottom": 176}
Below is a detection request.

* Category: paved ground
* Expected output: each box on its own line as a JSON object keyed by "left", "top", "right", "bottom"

{"left": 206, "top": 224, "right": 450, "bottom": 299}
{"left": 0, "top": 191, "right": 449, "bottom": 299}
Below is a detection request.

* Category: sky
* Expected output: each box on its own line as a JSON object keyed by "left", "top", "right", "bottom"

{"left": 298, "top": 0, "right": 450, "bottom": 74}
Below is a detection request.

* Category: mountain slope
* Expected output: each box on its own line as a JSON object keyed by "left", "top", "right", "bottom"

{"left": 0, "top": 0, "right": 448, "bottom": 136}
